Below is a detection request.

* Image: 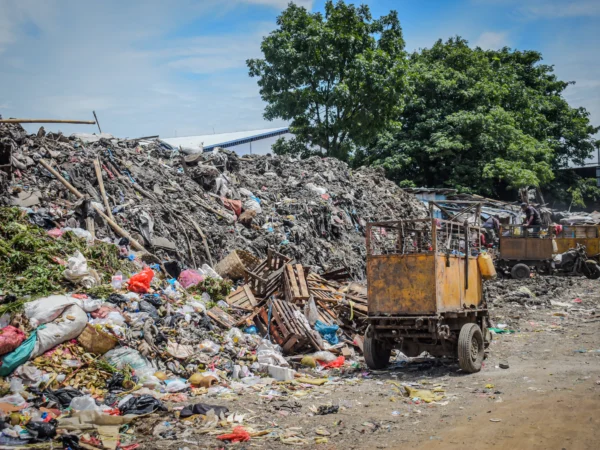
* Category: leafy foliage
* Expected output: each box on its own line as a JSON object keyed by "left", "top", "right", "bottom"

{"left": 248, "top": 0, "right": 407, "bottom": 161}
{"left": 355, "top": 37, "right": 598, "bottom": 197}
{"left": 0, "top": 207, "right": 130, "bottom": 299}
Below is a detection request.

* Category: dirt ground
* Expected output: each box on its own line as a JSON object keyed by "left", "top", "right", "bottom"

{"left": 134, "top": 278, "right": 600, "bottom": 450}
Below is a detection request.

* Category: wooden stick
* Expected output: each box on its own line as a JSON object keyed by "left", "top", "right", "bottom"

{"left": 94, "top": 157, "right": 114, "bottom": 220}
{"left": 0, "top": 119, "right": 96, "bottom": 124}
{"left": 39, "top": 159, "right": 147, "bottom": 252}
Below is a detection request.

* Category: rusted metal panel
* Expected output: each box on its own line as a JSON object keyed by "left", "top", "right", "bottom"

{"left": 435, "top": 256, "right": 482, "bottom": 312}
{"left": 500, "top": 237, "right": 553, "bottom": 260}
{"left": 463, "top": 258, "right": 482, "bottom": 308}
{"left": 555, "top": 226, "right": 599, "bottom": 256}
{"left": 525, "top": 238, "right": 553, "bottom": 260}
{"left": 367, "top": 254, "right": 437, "bottom": 315}
{"left": 436, "top": 255, "right": 461, "bottom": 311}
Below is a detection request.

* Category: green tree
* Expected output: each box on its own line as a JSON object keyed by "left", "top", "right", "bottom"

{"left": 356, "top": 37, "right": 599, "bottom": 197}
{"left": 247, "top": 0, "right": 407, "bottom": 161}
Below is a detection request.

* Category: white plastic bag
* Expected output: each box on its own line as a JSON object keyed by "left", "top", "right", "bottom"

{"left": 70, "top": 395, "right": 101, "bottom": 411}
{"left": 31, "top": 305, "right": 88, "bottom": 357}
{"left": 311, "top": 351, "right": 337, "bottom": 363}
{"left": 198, "top": 340, "right": 220, "bottom": 356}
{"left": 63, "top": 227, "right": 94, "bottom": 244}
{"left": 164, "top": 378, "right": 189, "bottom": 392}
{"left": 256, "top": 340, "right": 289, "bottom": 367}
{"left": 63, "top": 251, "right": 100, "bottom": 288}
{"left": 201, "top": 264, "right": 222, "bottom": 280}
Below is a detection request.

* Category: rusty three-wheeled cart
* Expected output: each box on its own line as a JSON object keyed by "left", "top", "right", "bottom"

{"left": 364, "top": 218, "right": 491, "bottom": 373}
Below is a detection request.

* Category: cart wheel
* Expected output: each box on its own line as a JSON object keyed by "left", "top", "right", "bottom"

{"left": 511, "top": 263, "right": 530, "bottom": 280}
{"left": 364, "top": 329, "right": 391, "bottom": 370}
{"left": 458, "top": 323, "right": 484, "bottom": 373}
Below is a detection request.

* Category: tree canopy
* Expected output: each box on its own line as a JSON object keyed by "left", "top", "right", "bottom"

{"left": 356, "top": 37, "right": 598, "bottom": 197}
{"left": 247, "top": 0, "right": 407, "bottom": 161}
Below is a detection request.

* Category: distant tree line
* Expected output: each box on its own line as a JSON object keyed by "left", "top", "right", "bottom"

{"left": 248, "top": 0, "right": 600, "bottom": 206}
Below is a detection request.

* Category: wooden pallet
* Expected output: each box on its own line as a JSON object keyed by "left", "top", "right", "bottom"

{"left": 206, "top": 306, "right": 236, "bottom": 329}
{"left": 283, "top": 264, "right": 310, "bottom": 305}
{"left": 226, "top": 285, "right": 259, "bottom": 311}
{"left": 322, "top": 267, "right": 351, "bottom": 282}
{"left": 258, "top": 299, "right": 319, "bottom": 354}
{"left": 245, "top": 249, "right": 292, "bottom": 298}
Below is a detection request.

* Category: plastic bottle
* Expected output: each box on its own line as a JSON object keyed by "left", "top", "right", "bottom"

{"left": 111, "top": 271, "right": 123, "bottom": 290}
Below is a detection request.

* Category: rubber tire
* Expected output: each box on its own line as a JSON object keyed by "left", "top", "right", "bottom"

{"left": 584, "top": 261, "right": 600, "bottom": 280}
{"left": 458, "top": 323, "right": 484, "bottom": 373}
{"left": 511, "top": 263, "right": 531, "bottom": 280}
{"left": 364, "top": 332, "right": 391, "bottom": 370}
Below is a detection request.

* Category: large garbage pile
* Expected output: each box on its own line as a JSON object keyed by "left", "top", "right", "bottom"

{"left": 1, "top": 123, "right": 426, "bottom": 277}
{"left": 0, "top": 207, "right": 376, "bottom": 448}
{"left": 0, "top": 123, "right": 427, "bottom": 448}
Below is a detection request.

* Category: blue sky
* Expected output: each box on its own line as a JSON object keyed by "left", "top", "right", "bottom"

{"left": 0, "top": 0, "right": 598, "bottom": 153}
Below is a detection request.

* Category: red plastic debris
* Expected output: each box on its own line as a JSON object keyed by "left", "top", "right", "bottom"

{"left": 216, "top": 426, "right": 251, "bottom": 443}
{"left": 127, "top": 267, "right": 154, "bottom": 294}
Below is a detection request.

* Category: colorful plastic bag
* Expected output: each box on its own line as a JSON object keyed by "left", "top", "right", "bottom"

{"left": 178, "top": 269, "right": 204, "bottom": 289}
{"left": 127, "top": 267, "right": 154, "bottom": 294}
{"left": 0, "top": 326, "right": 26, "bottom": 356}
{"left": 0, "top": 327, "right": 41, "bottom": 376}
{"left": 314, "top": 320, "right": 339, "bottom": 345}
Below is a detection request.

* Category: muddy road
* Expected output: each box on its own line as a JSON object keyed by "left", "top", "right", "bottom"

{"left": 135, "top": 278, "right": 600, "bottom": 449}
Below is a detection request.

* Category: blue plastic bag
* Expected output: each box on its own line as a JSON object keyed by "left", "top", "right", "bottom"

{"left": 0, "top": 326, "right": 43, "bottom": 376}
{"left": 314, "top": 320, "right": 339, "bottom": 345}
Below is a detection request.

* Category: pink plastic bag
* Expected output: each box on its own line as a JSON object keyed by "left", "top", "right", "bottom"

{"left": 127, "top": 267, "right": 154, "bottom": 294}
{"left": 0, "top": 326, "right": 26, "bottom": 356}
{"left": 178, "top": 269, "right": 204, "bottom": 289}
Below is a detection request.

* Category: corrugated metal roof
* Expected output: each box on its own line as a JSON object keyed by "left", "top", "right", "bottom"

{"left": 161, "top": 127, "right": 290, "bottom": 152}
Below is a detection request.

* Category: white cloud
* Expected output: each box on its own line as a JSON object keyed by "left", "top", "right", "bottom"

{"left": 474, "top": 31, "right": 509, "bottom": 49}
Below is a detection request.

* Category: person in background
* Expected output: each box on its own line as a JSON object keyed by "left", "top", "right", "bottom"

{"left": 521, "top": 203, "right": 541, "bottom": 233}
{"left": 482, "top": 214, "right": 500, "bottom": 244}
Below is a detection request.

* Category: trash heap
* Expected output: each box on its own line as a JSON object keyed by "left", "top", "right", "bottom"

{"left": 1, "top": 123, "right": 426, "bottom": 278}
{"left": 0, "top": 205, "right": 372, "bottom": 447}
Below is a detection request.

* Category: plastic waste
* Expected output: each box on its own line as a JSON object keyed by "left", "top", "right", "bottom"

{"left": 217, "top": 426, "right": 251, "bottom": 443}
{"left": 70, "top": 395, "right": 101, "bottom": 411}
{"left": 31, "top": 305, "right": 88, "bottom": 358}
{"left": 63, "top": 227, "right": 94, "bottom": 244}
{"left": 180, "top": 402, "right": 229, "bottom": 418}
{"left": 256, "top": 340, "right": 289, "bottom": 367}
{"left": 26, "top": 419, "right": 57, "bottom": 441}
{"left": 305, "top": 183, "right": 327, "bottom": 195}
{"left": 0, "top": 327, "right": 40, "bottom": 376}
{"left": 9, "top": 377, "right": 24, "bottom": 393}
{"left": 314, "top": 320, "right": 339, "bottom": 345}
{"left": 0, "top": 393, "right": 26, "bottom": 407}
{"left": 317, "top": 355, "right": 345, "bottom": 369}
{"left": 63, "top": 251, "right": 100, "bottom": 288}
{"left": 304, "top": 297, "right": 320, "bottom": 326}
{"left": 244, "top": 325, "right": 257, "bottom": 335}
{"left": 127, "top": 267, "right": 154, "bottom": 294}
{"left": 226, "top": 328, "right": 243, "bottom": 344}
{"left": 179, "top": 269, "right": 204, "bottom": 289}
{"left": 119, "top": 395, "right": 167, "bottom": 415}
{"left": 44, "top": 388, "right": 84, "bottom": 408}
{"left": 104, "top": 347, "right": 151, "bottom": 371}
{"left": 139, "top": 300, "right": 160, "bottom": 320}
{"left": 164, "top": 378, "right": 189, "bottom": 392}
{"left": 311, "top": 351, "right": 337, "bottom": 363}
{"left": 25, "top": 295, "right": 81, "bottom": 327}
{"left": 198, "top": 339, "right": 220, "bottom": 356}
{"left": 111, "top": 271, "right": 123, "bottom": 289}
{"left": 201, "top": 264, "right": 222, "bottom": 280}
{"left": 0, "top": 326, "right": 26, "bottom": 356}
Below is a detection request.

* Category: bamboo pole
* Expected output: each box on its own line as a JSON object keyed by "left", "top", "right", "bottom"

{"left": 94, "top": 157, "right": 114, "bottom": 221}
{"left": 0, "top": 119, "right": 96, "bottom": 124}
{"left": 39, "top": 159, "right": 146, "bottom": 252}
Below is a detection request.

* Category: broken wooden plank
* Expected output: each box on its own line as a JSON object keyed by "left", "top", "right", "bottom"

{"left": 206, "top": 307, "right": 236, "bottom": 329}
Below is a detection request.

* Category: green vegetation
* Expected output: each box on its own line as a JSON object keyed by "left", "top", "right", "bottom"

{"left": 248, "top": 0, "right": 407, "bottom": 161}
{"left": 0, "top": 208, "right": 130, "bottom": 300}
{"left": 249, "top": 1, "right": 599, "bottom": 205}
